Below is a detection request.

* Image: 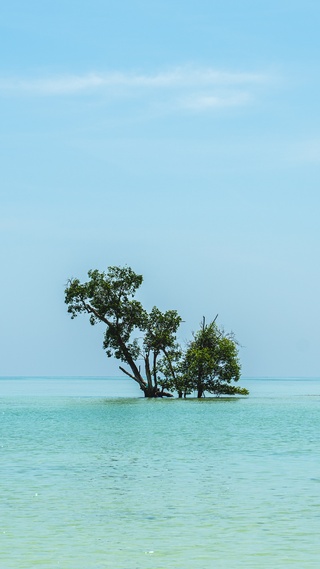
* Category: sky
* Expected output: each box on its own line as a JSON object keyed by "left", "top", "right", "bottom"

{"left": 1, "top": 0, "right": 320, "bottom": 378}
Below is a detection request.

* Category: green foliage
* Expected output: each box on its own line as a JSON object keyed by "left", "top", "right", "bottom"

{"left": 142, "top": 306, "right": 182, "bottom": 392}
{"left": 65, "top": 265, "right": 181, "bottom": 396}
{"left": 158, "top": 318, "right": 248, "bottom": 398}
{"left": 182, "top": 319, "right": 246, "bottom": 397}
{"left": 143, "top": 307, "right": 181, "bottom": 354}
{"left": 157, "top": 345, "right": 190, "bottom": 396}
{"left": 65, "top": 265, "right": 248, "bottom": 398}
{"left": 65, "top": 266, "right": 147, "bottom": 365}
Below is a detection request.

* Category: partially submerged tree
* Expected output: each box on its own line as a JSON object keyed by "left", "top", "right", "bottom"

{"left": 65, "top": 265, "right": 248, "bottom": 398}
{"left": 65, "top": 266, "right": 181, "bottom": 397}
{"left": 183, "top": 317, "right": 248, "bottom": 397}
{"left": 158, "top": 317, "right": 248, "bottom": 398}
{"left": 157, "top": 345, "right": 190, "bottom": 398}
{"left": 142, "top": 306, "right": 182, "bottom": 396}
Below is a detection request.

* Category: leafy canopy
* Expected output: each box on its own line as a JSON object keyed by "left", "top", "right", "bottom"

{"left": 65, "top": 266, "right": 181, "bottom": 396}
{"left": 182, "top": 319, "right": 248, "bottom": 397}
{"left": 65, "top": 265, "right": 248, "bottom": 398}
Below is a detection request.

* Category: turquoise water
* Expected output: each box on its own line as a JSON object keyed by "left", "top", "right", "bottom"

{"left": 1, "top": 378, "right": 320, "bottom": 568}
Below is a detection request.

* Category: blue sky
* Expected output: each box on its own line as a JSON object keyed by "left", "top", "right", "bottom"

{"left": 1, "top": 0, "right": 320, "bottom": 377}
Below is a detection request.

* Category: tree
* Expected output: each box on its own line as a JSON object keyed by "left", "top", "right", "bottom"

{"left": 180, "top": 317, "right": 248, "bottom": 398}
{"left": 65, "top": 265, "right": 182, "bottom": 397}
{"left": 156, "top": 345, "right": 189, "bottom": 398}
{"left": 142, "top": 306, "right": 182, "bottom": 396}
{"left": 65, "top": 265, "right": 248, "bottom": 399}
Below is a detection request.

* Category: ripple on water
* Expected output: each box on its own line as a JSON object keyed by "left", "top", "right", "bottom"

{"left": 0, "top": 388, "right": 320, "bottom": 568}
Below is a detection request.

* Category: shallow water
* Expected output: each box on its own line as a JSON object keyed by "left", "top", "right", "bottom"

{"left": 0, "top": 378, "right": 320, "bottom": 568}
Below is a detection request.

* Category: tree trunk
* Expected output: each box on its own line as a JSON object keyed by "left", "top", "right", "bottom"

{"left": 144, "top": 354, "right": 154, "bottom": 393}
{"left": 197, "top": 371, "right": 203, "bottom": 398}
{"left": 143, "top": 385, "right": 173, "bottom": 398}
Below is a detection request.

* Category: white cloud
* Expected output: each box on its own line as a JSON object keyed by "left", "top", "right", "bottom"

{"left": 0, "top": 66, "right": 270, "bottom": 93}
{"left": 180, "top": 92, "right": 252, "bottom": 111}
{"left": 292, "top": 139, "right": 320, "bottom": 163}
{"left": 0, "top": 66, "right": 271, "bottom": 112}
{"left": 0, "top": 73, "right": 106, "bottom": 95}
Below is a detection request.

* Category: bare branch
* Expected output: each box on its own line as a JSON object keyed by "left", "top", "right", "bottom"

{"left": 119, "top": 366, "right": 147, "bottom": 387}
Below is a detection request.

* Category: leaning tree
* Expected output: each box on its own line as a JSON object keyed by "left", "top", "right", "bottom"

{"left": 65, "top": 265, "right": 182, "bottom": 397}
{"left": 65, "top": 265, "right": 248, "bottom": 398}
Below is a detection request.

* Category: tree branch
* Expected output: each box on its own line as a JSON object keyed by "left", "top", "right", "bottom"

{"left": 85, "top": 302, "right": 143, "bottom": 382}
{"left": 119, "top": 366, "right": 147, "bottom": 388}
{"left": 163, "top": 348, "right": 177, "bottom": 380}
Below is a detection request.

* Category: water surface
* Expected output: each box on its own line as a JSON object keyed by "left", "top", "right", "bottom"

{"left": 0, "top": 378, "right": 319, "bottom": 568}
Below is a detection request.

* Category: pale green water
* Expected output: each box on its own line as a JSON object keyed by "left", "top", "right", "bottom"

{"left": 1, "top": 378, "right": 320, "bottom": 568}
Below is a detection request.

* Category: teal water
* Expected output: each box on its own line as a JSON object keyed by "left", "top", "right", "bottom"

{"left": 1, "top": 378, "right": 320, "bottom": 568}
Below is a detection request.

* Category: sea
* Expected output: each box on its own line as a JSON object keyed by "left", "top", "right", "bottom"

{"left": 1, "top": 377, "right": 320, "bottom": 568}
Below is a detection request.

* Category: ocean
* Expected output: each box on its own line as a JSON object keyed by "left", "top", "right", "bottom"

{"left": 1, "top": 377, "right": 319, "bottom": 568}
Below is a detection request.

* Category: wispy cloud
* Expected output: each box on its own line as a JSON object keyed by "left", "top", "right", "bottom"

{"left": 180, "top": 92, "right": 252, "bottom": 111}
{"left": 0, "top": 66, "right": 272, "bottom": 111}
{"left": 292, "top": 139, "right": 320, "bottom": 163}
